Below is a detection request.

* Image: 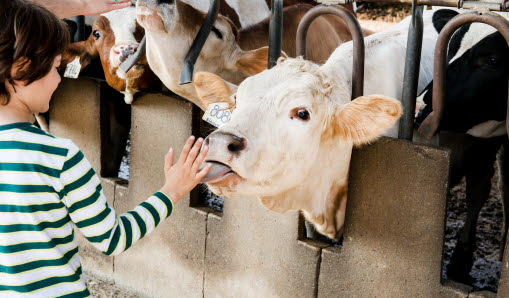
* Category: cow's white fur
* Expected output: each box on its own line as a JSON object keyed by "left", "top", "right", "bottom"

{"left": 194, "top": 10, "right": 447, "bottom": 238}
{"left": 182, "top": 0, "right": 270, "bottom": 28}
{"left": 102, "top": 8, "right": 139, "bottom": 46}
{"left": 224, "top": 0, "right": 270, "bottom": 28}
{"left": 449, "top": 22, "right": 497, "bottom": 64}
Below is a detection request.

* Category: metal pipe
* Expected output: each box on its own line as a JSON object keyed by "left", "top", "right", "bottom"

{"left": 417, "top": 10, "right": 509, "bottom": 138}
{"left": 76, "top": 15, "right": 86, "bottom": 42}
{"left": 296, "top": 5, "right": 365, "bottom": 100}
{"left": 398, "top": 3, "right": 424, "bottom": 140}
{"left": 179, "top": 0, "right": 220, "bottom": 85}
{"left": 268, "top": 0, "right": 284, "bottom": 69}
{"left": 118, "top": 36, "right": 146, "bottom": 74}
{"left": 317, "top": 0, "right": 508, "bottom": 11}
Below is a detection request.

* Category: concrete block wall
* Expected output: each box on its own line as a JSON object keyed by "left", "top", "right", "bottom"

{"left": 49, "top": 78, "right": 509, "bottom": 297}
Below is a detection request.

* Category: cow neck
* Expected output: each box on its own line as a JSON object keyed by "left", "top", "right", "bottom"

{"left": 259, "top": 141, "right": 352, "bottom": 226}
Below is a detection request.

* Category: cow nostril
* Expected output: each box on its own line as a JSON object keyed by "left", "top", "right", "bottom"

{"left": 227, "top": 137, "right": 246, "bottom": 153}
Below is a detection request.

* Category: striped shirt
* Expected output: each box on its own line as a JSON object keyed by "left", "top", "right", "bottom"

{"left": 0, "top": 122, "right": 174, "bottom": 297}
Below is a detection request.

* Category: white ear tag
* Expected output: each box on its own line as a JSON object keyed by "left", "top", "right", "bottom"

{"left": 202, "top": 102, "right": 233, "bottom": 128}
{"left": 63, "top": 57, "right": 82, "bottom": 79}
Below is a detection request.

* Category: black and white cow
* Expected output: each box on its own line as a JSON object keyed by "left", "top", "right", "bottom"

{"left": 415, "top": 9, "right": 509, "bottom": 284}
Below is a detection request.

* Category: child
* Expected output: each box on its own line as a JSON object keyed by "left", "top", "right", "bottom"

{"left": 0, "top": 1, "right": 212, "bottom": 296}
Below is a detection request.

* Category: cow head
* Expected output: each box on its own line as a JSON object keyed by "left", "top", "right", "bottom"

{"left": 62, "top": 6, "right": 159, "bottom": 104}
{"left": 193, "top": 58, "right": 402, "bottom": 239}
{"left": 415, "top": 9, "right": 509, "bottom": 138}
{"left": 136, "top": 0, "right": 282, "bottom": 109}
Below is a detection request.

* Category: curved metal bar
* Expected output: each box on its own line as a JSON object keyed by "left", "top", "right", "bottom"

{"left": 118, "top": 36, "right": 146, "bottom": 74}
{"left": 179, "top": 0, "right": 220, "bottom": 85}
{"left": 417, "top": 10, "right": 509, "bottom": 138}
{"left": 319, "top": 0, "right": 508, "bottom": 12}
{"left": 398, "top": 1, "right": 423, "bottom": 140}
{"left": 268, "top": 0, "right": 284, "bottom": 69}
{"left": 296, "top": 5, "right": 365, "bottom": 100}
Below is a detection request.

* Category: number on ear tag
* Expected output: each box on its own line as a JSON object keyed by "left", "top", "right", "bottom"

{"left": 63, "top": 57, "right": 82, "bottom": 79}
{"left": 202, "top": 102, "right": 233, "bottom": 128}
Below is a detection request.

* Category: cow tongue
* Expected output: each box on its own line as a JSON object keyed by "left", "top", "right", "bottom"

{"left": 201, "top": 162, "right": 232, "bottom": 183}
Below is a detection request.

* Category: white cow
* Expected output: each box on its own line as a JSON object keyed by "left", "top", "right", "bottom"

{"left": 192, "top": 9, "right": 446, "bottom": 239}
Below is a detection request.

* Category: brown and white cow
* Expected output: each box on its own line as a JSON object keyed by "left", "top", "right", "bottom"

{"left": 136, "top": 0, "right": 372, "bottom": 110}
{"left": 62, "top": 6, "right": 160, "bottom": 104}
{"left": 191, "top": 9, "right": 447, "bottom": 240}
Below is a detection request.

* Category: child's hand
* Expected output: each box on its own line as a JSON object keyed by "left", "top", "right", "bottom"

{"left": 160, "top": 136, "right": 212, "bottom": 204}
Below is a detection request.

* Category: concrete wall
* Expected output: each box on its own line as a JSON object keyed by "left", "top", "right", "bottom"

{"left": 50, "top": 78, "right": 509, "bottom": 297}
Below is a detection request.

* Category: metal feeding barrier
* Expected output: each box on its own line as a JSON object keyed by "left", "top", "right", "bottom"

{"left": 317, "top": 0, "right": 509, "bottom": 11}
{"left": 417, "top": 10, "right": 509, "bottom": 138}
{"left": 268, "top": 0, "right": 284, "bottom": 68}
{"left": 296, "top": 5, "right": 365, "bottom": 100}
{"left": 179, "top": 0, "right": 220, "bottom": 84}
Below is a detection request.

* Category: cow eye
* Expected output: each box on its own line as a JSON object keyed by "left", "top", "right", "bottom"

{"left": 93, "top": 30, "right": 101, "bottom": 40}
{"left": 488, "top": 57, "right": 499, "bottom": 66}
{"left": 290, "top": 108, "right": 310, "bottom": 121}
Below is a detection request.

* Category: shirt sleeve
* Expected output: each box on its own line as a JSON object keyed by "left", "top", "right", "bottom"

{"left": 58, "top": 141, "right": 174, "bottom": 256}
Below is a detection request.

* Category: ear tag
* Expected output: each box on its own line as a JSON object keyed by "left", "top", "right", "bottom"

{"left": 202, "top": 102, "right": 233, "bottom": 128}
{"left": 63, "top": 57, "right": 82, "bottom": 79}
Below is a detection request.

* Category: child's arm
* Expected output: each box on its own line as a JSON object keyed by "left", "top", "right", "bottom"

{"left": 29, "top": 0, "right": 131, "bottom": 19}
{"left": 58, "top": 136, "right": 211, "bottom": 256}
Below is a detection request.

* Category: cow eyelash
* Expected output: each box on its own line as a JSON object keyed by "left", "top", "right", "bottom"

{"left": 211, "top": 27, "right": 223, "bottom": 39}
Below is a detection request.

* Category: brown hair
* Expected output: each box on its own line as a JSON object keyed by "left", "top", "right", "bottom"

{"left": 0, "top": 0, "right": 70, "bottom": 105}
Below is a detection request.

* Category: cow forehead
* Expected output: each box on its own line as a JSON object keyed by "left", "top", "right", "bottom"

{"left": 449, "top": 23, "right": 497, "bottom": 63}
{"left": 237, "top": 67, "right": 323, "bottom": 110}
{"left": 101, "top": 6, "right": 138, "bottom": 44}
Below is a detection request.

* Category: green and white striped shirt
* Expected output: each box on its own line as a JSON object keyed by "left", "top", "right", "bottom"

{"left": 0, "top": 122, "right": 174, "bottom": 297}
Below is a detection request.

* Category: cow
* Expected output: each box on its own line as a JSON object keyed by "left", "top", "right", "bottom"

{"left": 190, "top": 9, "right": 451, "bottom": 240}
{"left": 184, "top": 0, "right": 353, "bottom": 29}
{"left": 414, "top": 9, "right": 509, "bottom": 284}
{"left": 136, "top": 0, "right": 372, "bottom": 110}
{"left": 62, "top": 5, "right": 161, "bottom": 104}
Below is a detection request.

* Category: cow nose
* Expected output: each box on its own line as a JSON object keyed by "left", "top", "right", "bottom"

{"left": 114, "top": 44, "right": 138, "bottom": 56}
{"left": 158, "top": 0, "right": 175, "bottom": 4}
{"left": 205, "top": 132, "right": 246, "bottom": 154}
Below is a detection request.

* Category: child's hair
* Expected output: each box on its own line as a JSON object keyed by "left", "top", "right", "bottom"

{"left": 0, "top": 0, "right": 70, "bottom": 105}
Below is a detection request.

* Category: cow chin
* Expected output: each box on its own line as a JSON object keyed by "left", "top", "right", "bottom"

{"left": 136, "top": 4, "right": 167, "bottom": 33}
{"left": 206, "top": 174, "right": 244, "bottom": 197}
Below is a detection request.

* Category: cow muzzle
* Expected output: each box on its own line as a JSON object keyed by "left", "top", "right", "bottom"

{"left": 113, "top": 44, "right": 139, "bottom": 63}
{"left": 201, "top": 132, "right": 246, "bottom": 184}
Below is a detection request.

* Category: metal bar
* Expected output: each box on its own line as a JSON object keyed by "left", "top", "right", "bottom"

{"left": 296, "top": 5, "right": 365, "bottom": 100}
{"left": 179, "top": 0, "right": 220, "bottom": 85}
{"left": 417, "top": 10, "right": 509, "bottom": 138}
{"left": 268, "top": 0, "right": 284, "bottom": 69}
{"left": 76, "top": 15, "right": 86, "bottom": 42}
{"left": 398, "top": 3, "right": 424, "bottom": 140}
{"left": 118, "top": 36, "right": 146, "bottom": 74}
{"left": 317, "top": 0, "right": 508, "bottom": 11}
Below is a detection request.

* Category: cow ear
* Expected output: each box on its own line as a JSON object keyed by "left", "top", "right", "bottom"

{"left": 193, "top": 72, "right": 237, "bottom": 108}
{"left": 60, "top": 40, "right": 97, "bottom": 72}
{"left": 329, "top": 95, "right": 403, "bottom": 145}
{"left": 432, "top": 9, "right": 459, "bottom": 33}
{"left": 235, "top": 46, "right": 288, "bottom": 76}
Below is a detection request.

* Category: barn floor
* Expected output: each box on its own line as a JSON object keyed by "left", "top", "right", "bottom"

{"left": 444, "top": 174, "right": 503, "bottom": 293}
